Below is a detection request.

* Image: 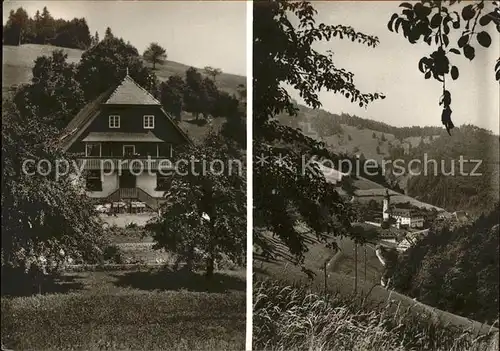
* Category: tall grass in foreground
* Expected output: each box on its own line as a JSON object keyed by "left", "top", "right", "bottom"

{"left": 253, "top": 279, "right": 498, "bottom": 351}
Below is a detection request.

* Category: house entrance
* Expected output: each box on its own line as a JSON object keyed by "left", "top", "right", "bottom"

{"left": 119, "top": 170, "right": 136, "bottom": 188}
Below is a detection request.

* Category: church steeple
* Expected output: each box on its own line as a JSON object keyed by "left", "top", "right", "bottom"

{"left": 383, "top": 189, "right": 391, "bottom": 221}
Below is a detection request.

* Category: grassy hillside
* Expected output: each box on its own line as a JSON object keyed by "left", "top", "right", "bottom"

{"left": 277, "top": 104, "right": 499, "bottom": 213}
{"left": 2, "top": 44, "right": 245, "bottom": 95}
{"left": 254, "top": 279, "right": 499, "bottom": 351}
{"left": 2, "top": 44, "right": 246, "bottom": 143}
{"left": 254, "top": 230, "right": 498, "bottom": 337}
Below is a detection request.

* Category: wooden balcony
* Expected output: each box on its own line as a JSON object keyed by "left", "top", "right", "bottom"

{"left": 75, "top": 157, "right": 174, "bottom": 171}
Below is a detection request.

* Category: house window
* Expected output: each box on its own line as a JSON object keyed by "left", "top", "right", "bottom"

{"left": 109, "top": 115, "right": 120, "bottom": 128}
{"left": 158, "top": 143, "right": 173, "bottom": 158}
{"left": 143, "top": 115, "right": 155, "bottom": 129}
{"left": 156, "top": 173, "right": 172, "bottom": 191}
{"left": 86, "top": 170, "right": 102, "bottom": 191}
{"left": 123, "top": 145, "right": 135, "bottom": 157}
{"left": 85, "top": 143, "right": 101, "bottom": 157}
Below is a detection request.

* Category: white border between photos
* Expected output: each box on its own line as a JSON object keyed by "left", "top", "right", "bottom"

{"left": 245, "top": 0, "right": 253, "bottom": 350}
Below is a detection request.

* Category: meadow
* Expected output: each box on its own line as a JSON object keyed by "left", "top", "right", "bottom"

{"left": 1, "top": 224, "right": 246, "bottom": 351}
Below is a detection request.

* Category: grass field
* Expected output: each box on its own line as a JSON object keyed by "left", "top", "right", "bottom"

{"left": 2, "top": 268, "right": 246, "bottom": 351}
{"left": 2, "top": 44, "right": 245, "bottom": 95}
{"left": 1, "top": 220, "right": 246, "bottom": 350}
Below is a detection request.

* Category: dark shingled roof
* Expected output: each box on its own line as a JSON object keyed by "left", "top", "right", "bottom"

{"left": 59, "top": 87, "right": 115, "bottom": 150}
{"left": 59, "top": 75, "right": 192, "bottom": 151}
{"left": 82, "top": 131, "right": 164, "bottom": 143}
{"left": 104, "top": 75, "right": 161, "bottom": 105}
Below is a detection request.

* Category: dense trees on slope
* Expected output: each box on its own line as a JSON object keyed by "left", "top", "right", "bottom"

{"left": 387, "top": 125, "right": 499, "bottom": 213}
{"left": 393, "top": 203, "right": 500, "bottom": 324}
{"left": 3, "top": 6, "right": 92, "bottom": 49}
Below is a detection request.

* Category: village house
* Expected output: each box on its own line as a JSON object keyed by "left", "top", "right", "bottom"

{"left": 386, "top": 208, "right": 425, "bottom": 229}
{"left": 380, "top": 189, "right": 424, "bottom": 229}
{"left": 59, "top": 72, "right": 191, "bottom": 213}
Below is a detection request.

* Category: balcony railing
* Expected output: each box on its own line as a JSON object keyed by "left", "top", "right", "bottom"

{"left": 75, "top": 157, "right": 174, "bottom": 171}
{"left": 106, "top": 187, "right": 161, "bottom": 210}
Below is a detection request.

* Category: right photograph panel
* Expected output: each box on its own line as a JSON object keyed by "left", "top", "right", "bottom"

{"left": 252, "top": 1, "right": 500, "bottom": 350}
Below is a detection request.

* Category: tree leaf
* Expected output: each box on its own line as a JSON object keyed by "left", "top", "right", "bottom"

{"left": 479, "top": 13, "right": 492, "bottom": 26}
{"left": 388, "top": 14, "right": 398, "bottom": 32}
{"left": 477, "top": 31, "right": 492, "bottom": 48}
{"left": 443, "top": 34, "right": 450, "bottom": 47}
{"left": 457, "top": 35, "right": 469, "bottom": 48}
{"left": 425, "top": 71, "right": 431, "bottom": 79}
{"left": 463, "top": 45, "right": 475, "bottom": 60}
{"left": 399, "top": 2, "right": 413, "bottom": 9}
{"left": 461, "top": 5, "right": 475, "bottom": 21}
{"left": 430, "top": 13, "right": 442, "bottom": 28}
{"left": 449, "top": 48, "right": 460, "bottom": 55}
{"left": 451, "top": 66, "right": 459, "bottom": 80}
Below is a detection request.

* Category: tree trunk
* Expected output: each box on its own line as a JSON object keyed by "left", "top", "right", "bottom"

{"left": 185, "top": 246, "right": 195, "bottom": 272}
{"left": 205, "top": 255, "right": 214, "bottom": 279}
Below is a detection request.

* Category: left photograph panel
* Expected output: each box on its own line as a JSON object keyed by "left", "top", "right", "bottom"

{"left": 2, "top": 1, "right": 247, "bottom": 350}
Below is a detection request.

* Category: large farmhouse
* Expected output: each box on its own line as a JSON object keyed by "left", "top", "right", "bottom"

{"left": 60, "top": 72, "right": 191, "bottom": 212}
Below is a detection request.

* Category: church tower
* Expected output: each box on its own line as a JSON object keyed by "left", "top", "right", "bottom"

{"left": 383, "top": 189, "right": 390, "bottom": 221}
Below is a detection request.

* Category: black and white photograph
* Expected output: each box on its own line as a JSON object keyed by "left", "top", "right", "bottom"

{"left": 2, "top": 1, "right": 247, "bottom": 350}
{"left": 253, "top": 1, "right": 499, "bottom": 350}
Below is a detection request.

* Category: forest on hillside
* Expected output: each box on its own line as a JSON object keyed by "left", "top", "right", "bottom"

{"left": 393, "top": 204, "right": 500, "bottom": 325}
{"left": 3, "top": 6, "right": 93, "bottom": 49}
{"left": 276, "top": 103, "right": 499, "bottom": 214}
{"left": 278, "top": 105, "right": 444, "bottom": 140}
{"left": 387, "top": 125, "right": 500, "bottom": 214}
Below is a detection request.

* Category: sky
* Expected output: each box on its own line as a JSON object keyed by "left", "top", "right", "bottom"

{"left": 2, "top": 1, "right": 246, "bottom": 76}
{"left": 286, "top": 1, "right": 499, "bottom": 133}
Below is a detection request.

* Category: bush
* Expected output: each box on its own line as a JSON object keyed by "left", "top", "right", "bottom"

{"left": 102, "top": 245, "right": 124, "bottom": 264}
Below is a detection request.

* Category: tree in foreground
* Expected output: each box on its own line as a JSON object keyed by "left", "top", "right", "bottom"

{"left": 143, "top": 42, "right": 167, "bottom": 70}
{"left": 388, "top": 0, "right": 499, "bottom": 134}
{"left": 146, "top": 133, "right": 246, "bottom": 278}
{"left": 253, "top": 0, "right": 384, "bottom": 267}
{"left": 1, "top": 102, "right": 105, "bottom": 295}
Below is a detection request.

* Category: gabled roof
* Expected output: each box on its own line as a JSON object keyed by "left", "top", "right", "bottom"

{"left": 59, "top": 75, "right": 191, "bottom": 151}
{"left": 60, "top": 87, "right": 115, "bottom": 150}
{"left": 105, "top": 75, "right": 161, "bottom": 105}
